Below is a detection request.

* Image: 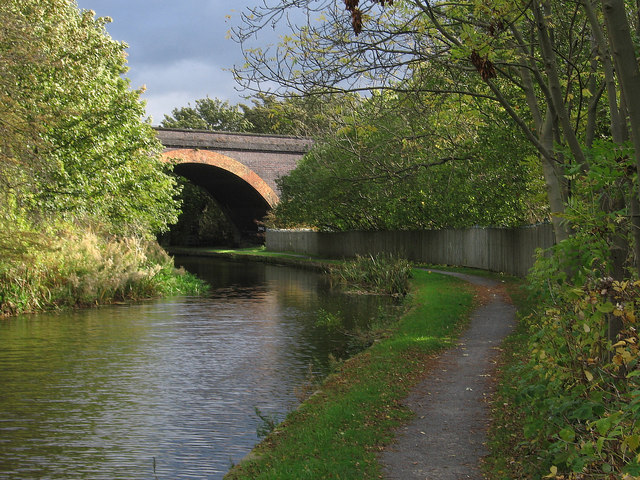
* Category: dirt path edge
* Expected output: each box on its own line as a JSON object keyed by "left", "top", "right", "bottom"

{"left": 379, "top": 270, "right": 517, "bottom": 480}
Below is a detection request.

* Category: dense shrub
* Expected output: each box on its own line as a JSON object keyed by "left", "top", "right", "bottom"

{"left": 489, "top": 141, "right": 640, "bottom": 478}
{"left": 506, "top": 275, "right": 640, "bottom": 477}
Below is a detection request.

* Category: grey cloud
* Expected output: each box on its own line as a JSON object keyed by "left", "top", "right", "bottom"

{"left": 75, "top": 0, "right": 252, "bottom": 118}
{"left": 133, "top": 59, "right": 242, "bottom": 123}
{"left": 79, "top": 0, "right": 248, "bottom": 66}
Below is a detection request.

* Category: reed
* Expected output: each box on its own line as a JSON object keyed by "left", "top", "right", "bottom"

{"left": 331, "top": 253, "right": 412, "bottom": 296}
{"left": 0, "top": 228, "right": 205, "bottom": 316}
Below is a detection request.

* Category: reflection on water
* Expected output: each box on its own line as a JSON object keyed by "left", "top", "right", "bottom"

{"left": 0, "top": 256, "right": 390, "bottom": 479}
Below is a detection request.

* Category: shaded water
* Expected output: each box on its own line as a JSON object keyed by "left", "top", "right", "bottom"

{"left": 0, "top": 256, "right": 391, "bottom": 479}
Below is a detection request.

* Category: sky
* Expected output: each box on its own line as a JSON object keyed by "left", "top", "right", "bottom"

{"left": 74, "top": 0, "right": 262, "bottom": 125}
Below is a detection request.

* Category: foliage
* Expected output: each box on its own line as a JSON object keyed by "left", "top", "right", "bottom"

{"left": 234, "top": 0, "right": 640, "bottom": 256}
{"left": 491, "top": 146, "right": 640, "bottom": 477}
{"left": 271, "top": 88, "right": 546, "bottom": 230}
{"left": 528, "top": 140, "right": 637, "bottom": 298}
{"left": 0, "top": 0, "right": 197, "bottom": 314}
{"left": 161, "top": 92, "right": 360, "bottom": 137}
{"left": 224, "top": 270, "right": 474, "bottom": 479}
{"left": 492, "top": 275, "right": 640, "bottom": 479}
{"left": 241, "top": 92, "right": 363, "bottom": 137}
{"left": 160, "top": 179, "right": 237, "bottom": 247}
{"left": 0, "top": 3, "right": 51, "bottom": 190}
{"left": 315, "top": 308, "right": 343, "bottom": 330}
{"left": 329, "top": 253, "right": 413, "bottom": 296}
{"left": 0, "top": 226, "right": 206, "bottom": 316}
{"left": 161, "top": 97, "right": 253, "bottom": 132}
{"left": 0, "top": 0, "right": 180, "bottom": 238}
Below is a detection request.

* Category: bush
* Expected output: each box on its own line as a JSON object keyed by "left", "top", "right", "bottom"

{"left": 488, "top": 141, "right": 640, "bottom": 477}
{"left": 502, "top": 271, "right": 640, "bottom": 478}
{"left": 331, "top": 253, "right": 412, "bottom": 296}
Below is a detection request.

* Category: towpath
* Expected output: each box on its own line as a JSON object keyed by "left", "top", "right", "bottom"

{"left": 380, "top": 270, "right": 517, "bottom": 480}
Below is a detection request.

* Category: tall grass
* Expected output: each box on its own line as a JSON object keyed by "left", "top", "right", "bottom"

{"left": 331, "top": 253, "right": 413, "bottom": 296}
{"left": 0, "top": 228, "right": 205, "bottom": 316}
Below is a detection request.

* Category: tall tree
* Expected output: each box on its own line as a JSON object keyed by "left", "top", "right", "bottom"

{"left": 161, "top": 93, "right": 360, "bottom": 137}
{"left": 272, "top": 86, "right": 546, "bottom": 230}
{"left": 241, "top": 92, "right": 363, "bottom": 136}
{"left": 234, "top": 0, "right": 640, "bottom": 272}
{"left": 1, "top": 0, "right": 180, "bottom": 239}
{"left": 161, "top": 97, "right": 253, "bottom": 132}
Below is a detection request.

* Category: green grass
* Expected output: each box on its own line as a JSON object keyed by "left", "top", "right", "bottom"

{"left": 224, "top": 269, "right": 475, "bottom": 479}
{"left": 482, "top": 323, "right": 531, "bottom": 479}
{"left": 418, "top": 263, "right": 515, "bottom": 280}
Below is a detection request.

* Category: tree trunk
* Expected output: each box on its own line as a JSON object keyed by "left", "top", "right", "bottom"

{"left": 533, "top": 1, "right": 588, "bottom": 169}
{"left": 584, "top": 0, "right": 624, "bottom": 144}
{"left": 540, "top": 108, "right": 569, "bottom": 242}
{"left": 601, "top": 0, "right": 640, "bottom": 273}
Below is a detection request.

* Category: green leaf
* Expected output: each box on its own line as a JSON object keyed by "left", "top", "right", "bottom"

{"left": 596, "top": 302, "right": 615, "bottom": 313}
{"left": 623, "top": 462, "right": 640, "bottom": 475}
{"left": 559, "top": 427, "right": 575, "bottom": 442}
{"left": 571, "top": 403, "right": 593, "bottom": 420}
{"left": 595, "top": 417, "right": 612, "bottom": 436}
{"left": 623, "top": 434, "right": 640, "bottom": 452}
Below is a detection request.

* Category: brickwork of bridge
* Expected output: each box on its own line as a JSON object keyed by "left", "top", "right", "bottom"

{"left": 155, "top": 128, "right": 313, "bottom": 243}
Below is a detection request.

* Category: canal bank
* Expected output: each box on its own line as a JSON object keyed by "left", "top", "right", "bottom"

{"left": 1, "top": 254, "right": 395, "bottom": 479}
{"left": 166, "top": 246, "right": 333, "bottom": 272}
{"left": 220, "top": 267, "right": 481, "bottom": 478}
{"left": 167, "top": 246, "right": 518, "bottom": 479}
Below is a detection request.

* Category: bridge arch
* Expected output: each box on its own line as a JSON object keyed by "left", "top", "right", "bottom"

{"left": 162, "top": 148, "right": 279, "bottom": 243}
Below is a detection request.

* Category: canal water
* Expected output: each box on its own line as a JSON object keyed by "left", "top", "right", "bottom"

{"left": 0, "top": 256, "right": 392, "bottom": 479}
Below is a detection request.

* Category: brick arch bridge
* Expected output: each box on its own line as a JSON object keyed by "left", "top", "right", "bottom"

{"left": 156, "top": 128, "right": 313, "bottom": 243}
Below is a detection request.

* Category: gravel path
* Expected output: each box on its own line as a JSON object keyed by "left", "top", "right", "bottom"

{"left": 380, "top": 270, "right": 517, "bottom": 480}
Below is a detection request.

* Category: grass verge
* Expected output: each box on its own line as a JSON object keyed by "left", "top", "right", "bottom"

{"left": 482, "top": 279, "right": 533, "bottom": 479}
{"left": 482, "top": 322, "right": 532, "bottom": 479}
{"left": 224, "top": 269, "right": 475, "bottom": 480}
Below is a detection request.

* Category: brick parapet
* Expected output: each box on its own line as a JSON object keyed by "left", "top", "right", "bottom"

{"left": 155, "top": 128, "right": 313, "bottom": 154}
{"left": 157, "top": 128, "right": 312, "bottom": 195}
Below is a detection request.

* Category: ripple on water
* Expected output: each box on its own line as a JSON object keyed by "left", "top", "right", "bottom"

{"left": 0, "top": 256, "right": 392, "bottom": 479}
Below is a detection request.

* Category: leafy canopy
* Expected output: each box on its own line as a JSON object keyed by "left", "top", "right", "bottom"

{"left": 0, "top": 0, "right": 180, "bottom": 239}
{"left": 161, "top": 97, "right": 253, "bottom": 132}
{"left": 272, "top": 87, "right": 546, "bottom": 231}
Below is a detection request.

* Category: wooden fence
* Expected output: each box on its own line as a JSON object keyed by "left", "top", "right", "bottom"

{"left": 265, "top": 225, "right": 556, "bottom": 277}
